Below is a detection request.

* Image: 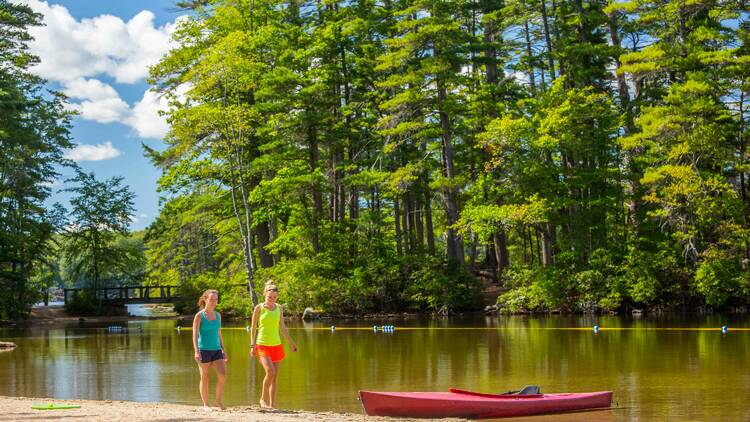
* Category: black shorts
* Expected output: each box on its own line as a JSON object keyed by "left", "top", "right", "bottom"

{"left": 199, "top": 349, "right": 225, "bottom": 363}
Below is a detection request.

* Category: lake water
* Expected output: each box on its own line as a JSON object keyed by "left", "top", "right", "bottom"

{"left": 1, "top": 314, "right": 749, "bottom": 420}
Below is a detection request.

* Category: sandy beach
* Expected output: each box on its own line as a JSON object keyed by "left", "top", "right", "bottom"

{"left": 2, "top": 395, "right": 467, "bottom": 421}
{"left": 1, "top": 395, "right": 622, "bottom": 422}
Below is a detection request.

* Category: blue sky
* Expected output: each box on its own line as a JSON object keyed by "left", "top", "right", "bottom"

{"left": 23, "top": 0, "right": 189, "bottom": 231}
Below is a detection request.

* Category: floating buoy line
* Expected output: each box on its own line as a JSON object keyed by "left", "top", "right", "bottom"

{"left": 172, "top": 326, "right": 745, "bottom": 332}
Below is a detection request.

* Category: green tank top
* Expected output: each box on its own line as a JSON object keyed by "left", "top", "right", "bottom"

{"left": 256, "top": 305, "right": 281, "bottom": 346}
{"left": 198, "top": 311, "right": 221, "bottom": 350}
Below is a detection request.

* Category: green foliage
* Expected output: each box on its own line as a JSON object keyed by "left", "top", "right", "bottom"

{"left": 0, "top": 1, "right": 73, "bottom": 319}
{"left": 172, "top": 271, "right": 253, "bottom": 317}
{"left": 496, "top": 268, "right": 567, "bottom": 313}
{"left": 573, "top": 249, "right": 626, "bottom": 312}
{"left": 255, "top": 249, "right": 406, "bottom": 314}
{"left": 61, "top": 170, "right": 136, "bottom": 291}
{"left": 254, "top": 252, "right": 481, "bottom": 315}
{"left": 139, "top": 0, "right": 750, "bottom": 317}
{"left": 405, "top": 256, "right": 484, "bottom": 313}
{"left": 694, "top": 248, "right": 745, "bottom": 307}
{"left": 456, "top": 195, "right": 551, "bottom": 240}
{"left": 64, "top": 289, "right": 96, "bottom": 315}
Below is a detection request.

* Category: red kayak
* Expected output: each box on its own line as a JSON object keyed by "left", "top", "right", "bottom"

{"left": 358, "top": 388, "right": 612, "bottom": 419}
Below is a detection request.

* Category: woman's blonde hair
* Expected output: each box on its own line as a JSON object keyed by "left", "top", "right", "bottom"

{"left": 264, "top": 280, "right": 278, "bottom": 293}
{"left": 197, "top": 289, "right": 219, "bottom": 308}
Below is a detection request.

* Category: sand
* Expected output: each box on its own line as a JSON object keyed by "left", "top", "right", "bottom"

{"left": 1, "top": 395, "right": 467, "bottom": 422}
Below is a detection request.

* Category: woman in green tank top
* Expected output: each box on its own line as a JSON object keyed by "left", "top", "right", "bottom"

{"left": 191, "top": 289, "right": 227, "bottom": 411}
{"left": 250, "top": 281, "right": 298, "bottom": 410}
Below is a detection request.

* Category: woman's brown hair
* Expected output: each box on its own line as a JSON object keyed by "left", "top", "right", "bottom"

{"left": 197, "top": 289, "right": 219, "bottom": 309}
{"left": 264, "top": 280, "right": 278, "bottom": 293}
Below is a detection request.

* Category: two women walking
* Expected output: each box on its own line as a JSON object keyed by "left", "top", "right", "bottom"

{"left": 192, "top": 281, "right": 297, "bottom": 411}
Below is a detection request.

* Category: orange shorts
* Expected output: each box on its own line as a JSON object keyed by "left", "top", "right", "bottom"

{"left": 255, "top": 344, "right": 285, "bottom": 362}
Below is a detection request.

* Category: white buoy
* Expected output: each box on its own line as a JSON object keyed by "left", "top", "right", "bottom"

{"left": 593, "top": 325, "right": 600, "bottom": 334}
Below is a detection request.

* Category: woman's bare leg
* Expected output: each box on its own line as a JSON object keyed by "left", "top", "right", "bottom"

{"left": 198, "top": 362, "right": 211, "bottom": 410}
{"left": 270, "top": 361, "right": 281, "bottom": 408}
{"left": 212, "top": 359, "right": 227, "bottom": 409}
{"left": 259, "top": 356, "right": 275, "bottom": 408}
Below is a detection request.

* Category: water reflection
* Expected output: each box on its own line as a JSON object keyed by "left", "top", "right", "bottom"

{"left": 1, "top": 315, "right": 749, "bottom": 420}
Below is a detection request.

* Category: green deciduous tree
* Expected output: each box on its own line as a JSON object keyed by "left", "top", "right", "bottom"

{"left": 0, "top": 1, "right": 73, "bottom": 318}
{"left": 61, "top": 171, "right": 136, "bottom": 296}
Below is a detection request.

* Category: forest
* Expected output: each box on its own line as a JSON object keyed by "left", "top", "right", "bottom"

{"left": 2, "top": 0, "right": 749, "bottom": 318}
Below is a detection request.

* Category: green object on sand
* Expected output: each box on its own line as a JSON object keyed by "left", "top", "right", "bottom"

{"left": 31, "top": 403, "right": 81, "bottom": 410}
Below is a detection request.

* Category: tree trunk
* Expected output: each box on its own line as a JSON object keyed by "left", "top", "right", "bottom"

{"left": 437, "top": 77, "right": 464, "bottom": 264}
{"left": 227, "top": 156, "right": 258, "bottom": 306}
{"left": 493, "top": 232, "right": 509, "bottom": 273}
{"left": 540, "top": 0, "right": 556, "bottom": 81}
{"left": 254, "top": 221, "right": 274, "bottom": 268}
{"left": 406, "top": 193, "right": 417, "bottom": 253}
{"left": 486, "top": 241, "right": 498, "bottom": 283}
{"left": 522, "top": 225, "right": 528, "bottom": 264}
{"left": 482, "top": 0, "right": 498, "bottom": 84}
{"left": 541, "top": 225, "right": 553, "bottom": 266}
{"left": 424, "top": 189, "right": 436, "bottom": 255}
{"left": 523, "top": 20, "right": 536, "bottom": 94}
{"left": 482, "top": 4, "right": 510, "bottom": 272}
{"left": 269, "top": 217, "right": 281, "bottom": 263}
{"left": 551, "top": 0, "right": 565, "bottom": 76}
{"left": 348, "top": 147, "right": 359, "bottom": 221}
{"left": 607, "top": 10, "right": 640, "bottom": 237}
{"left": 394, "top": 198, "right": 403, "bottom": 256}
{"left": 469, "top": 232, "right": 479, "bottom": 270}
{"left": 402, "top": 193, "right": 411, "bottom": 253}
{"left": 415, "top": 191, "right": 424, "bottom": 249}
{"left": 308, "top": 125, "right": 322, "bottom": 254}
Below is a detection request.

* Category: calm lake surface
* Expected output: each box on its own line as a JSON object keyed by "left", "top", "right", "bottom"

{"left": 2, "top": 314, "right": 749, "bottom": 421}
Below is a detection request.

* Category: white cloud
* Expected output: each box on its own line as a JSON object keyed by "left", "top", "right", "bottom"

{"left": 130, "top": 213, "right": 148, "bottom": 225}
{"left": 128, "top": 89, "right": 171, "bottom": 138}
{"left": 40, "top": 179, "right": 61, "bottom": 188}
{"left": 63, "top": 78, "right": 120, "bottom": 101}
{"left": 506, "top": 69, "right": 530, "bottom": 84}
{"left": 74, "top": 97, "right": 131, "bottom": 124}
{"left": 23, "top": 1, "right": 183, "bottom": 84}
{"left": 64, "top": 78, "right": 131, "bottom": 123}
{"left": 65, "top": 141, "right": 122, "bottom": 162}
{"left": 20, "top": 1, "right": 187, "bottom": 139}
{"left": 61, "top": 78, "right": 176, "bottom": 137}
{"left": 114, "top": 11, "right": 179, "bottom": 84}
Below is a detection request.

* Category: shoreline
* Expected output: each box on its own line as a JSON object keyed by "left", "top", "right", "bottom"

{"left": 2, "top": 305, "right": 439, "bottom": 328}
{"left": 4, "top": 303, "right": 745, "bottom": 329}
{"left": 1, "top": 395, "right": 461, "bottom": 422}
{"left": 0, "top": 305, "right": 181, "bottom": 328}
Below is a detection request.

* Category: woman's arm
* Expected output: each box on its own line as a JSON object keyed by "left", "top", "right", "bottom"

{"left": 249, "top": 304, "right": 260, "bottom": 356}
{"left": 279, "top": 305, "right": 297, "bottom": 352}
{"left": 217, "top": 312, "right": 228, "bottom": 361}
{"left": 192, "top": 312, "right": 202, "bottom": 362}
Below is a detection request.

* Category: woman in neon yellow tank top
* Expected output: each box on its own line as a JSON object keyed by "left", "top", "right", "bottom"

{"left": 250, "top": 280, "right": 297, "bottom": 410}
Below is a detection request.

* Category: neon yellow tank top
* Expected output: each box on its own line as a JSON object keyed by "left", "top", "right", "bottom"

{"left": 256, "top": 305, "right": 281, "bottom": 346}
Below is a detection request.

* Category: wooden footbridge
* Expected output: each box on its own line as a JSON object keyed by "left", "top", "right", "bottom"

{"left": 63, "top": 284, "right": 248, "bottom": 305}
